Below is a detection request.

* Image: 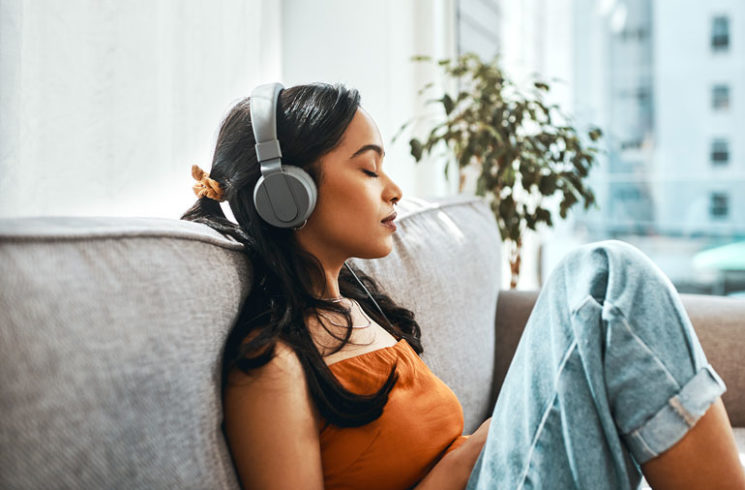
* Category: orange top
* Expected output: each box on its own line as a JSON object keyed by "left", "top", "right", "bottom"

{"left": 320, "top": 339, "right": 469, "bottom": 489}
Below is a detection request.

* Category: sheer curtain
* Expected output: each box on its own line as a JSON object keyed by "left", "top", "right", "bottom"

{"left": 0, "top": 0, "right": 281, "bottom": 218}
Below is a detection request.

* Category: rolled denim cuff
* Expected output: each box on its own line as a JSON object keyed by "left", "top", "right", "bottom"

{"left": 623, "top": 364, "right": 726, "bottom": 464}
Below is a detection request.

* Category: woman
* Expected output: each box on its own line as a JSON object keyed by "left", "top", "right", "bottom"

{"left": 182, "top": 82, "right": 745, "bottom": 489}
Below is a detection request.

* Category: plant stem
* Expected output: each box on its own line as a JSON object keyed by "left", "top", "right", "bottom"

{"left": 509, "top": 238, "right": 522, "bottom": 290}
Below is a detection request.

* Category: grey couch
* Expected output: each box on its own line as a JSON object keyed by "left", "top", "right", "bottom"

{"left": 1, "top": 195, "right": 743, "bottom": 488}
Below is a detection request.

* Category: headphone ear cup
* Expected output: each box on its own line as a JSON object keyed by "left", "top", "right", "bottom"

{"left": 253, "top": 165, "right": 317, "bottom": 228}
{"left": 283, "top": 165, "right": 318, "bottom": 221}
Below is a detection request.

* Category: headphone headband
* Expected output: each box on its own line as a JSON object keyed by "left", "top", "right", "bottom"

{"left": 250, "top": 83, "right": 283, "bottom": 171}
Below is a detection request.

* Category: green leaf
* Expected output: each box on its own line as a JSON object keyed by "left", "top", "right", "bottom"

{"left": 391, "top": 120, "right": 412, "bottom": 144}
{"left": 588, "top": 127, "right": 603, "bottom": 142}
{"left": 499, "top": 194, "right": 516, "bottom": 219}
{"left": 417, "top": 82, "right": 435, "bottom": 95}
{"left": 410, "top": 138, "right": 423, "bottom": 161}
{"left": 502, "top": 164, "right": 515, "bottom": 186}
{"left": 459, "top": 146, "right": 474, "bottom": 168}
{"left": 538, "top": 174, "right": 558, "bottom": 195}
{"left": 535, "top": 207, "right": 552, "bottom": 226}
{"left": 561, "top": 192, "right": 578, "bottom": 213}
{"left": 442, "top": 94, "right": 455, "bottom": 115}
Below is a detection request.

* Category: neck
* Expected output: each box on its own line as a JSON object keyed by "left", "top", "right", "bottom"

{"left": 319, "top": 262, "right": 343, "bottom": 300}
{"left": 292, "top": 231, "right": 347, "bottom": 300}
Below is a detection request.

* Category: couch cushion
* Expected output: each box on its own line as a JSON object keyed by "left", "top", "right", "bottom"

{"left": 0, "top": 218, "right": 247, "bottom": 489}
{"left": 351, "top": 196, "right": 502, "bottom": 432}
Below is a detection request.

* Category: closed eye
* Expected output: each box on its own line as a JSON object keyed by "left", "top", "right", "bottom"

{"left": 362, "top": 169, "right": 379, "bottom": 178}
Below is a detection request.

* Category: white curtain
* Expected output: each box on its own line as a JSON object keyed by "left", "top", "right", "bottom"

{"left": 0, "top": 0, "right": 281, "bottom": 218}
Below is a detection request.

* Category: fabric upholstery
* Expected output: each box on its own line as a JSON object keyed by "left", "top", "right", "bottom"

{"left": 0, "top": 218, "right": 248, "bottom": 489}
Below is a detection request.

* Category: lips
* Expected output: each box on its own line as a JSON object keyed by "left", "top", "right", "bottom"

{"left": 381, "top": 211, "right": 397, "bottom": 231}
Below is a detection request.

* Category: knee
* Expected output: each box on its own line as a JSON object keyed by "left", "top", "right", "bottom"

{"left": 560, "top": 240, "right": 671, "bottom": 293}
{"left": 571, "top": 240, "right": 655, "bottom": 271}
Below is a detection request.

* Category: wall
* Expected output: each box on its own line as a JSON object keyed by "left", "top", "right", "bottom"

{"left": 280, "top": 0, "right": 458, "bottom": 199}
{"left": 0, "top": 0, "right": 281, "bottom": 218}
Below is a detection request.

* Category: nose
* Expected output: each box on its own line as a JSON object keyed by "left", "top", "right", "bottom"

{"left": 384, "top": 173, "right": 403, "bottom": 205}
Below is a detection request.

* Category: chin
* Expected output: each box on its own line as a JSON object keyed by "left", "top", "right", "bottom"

{"left": 355, "top": 241, "right": 394, "bottom": 259}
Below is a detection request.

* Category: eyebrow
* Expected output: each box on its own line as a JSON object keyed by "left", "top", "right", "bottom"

{"left": 349, "top": 144, "right": 385, "bottom": 159}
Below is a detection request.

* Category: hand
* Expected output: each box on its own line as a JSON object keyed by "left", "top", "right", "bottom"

{"left": 414, "top": 417, "right": 492, "bottom": 490}
{"left": 457, "top": 417, "right": 491, "bottom": 472}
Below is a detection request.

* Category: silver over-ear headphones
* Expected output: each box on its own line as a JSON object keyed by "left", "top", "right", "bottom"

{"left": 250, "top": 83, "right": 317, "bottom": 229}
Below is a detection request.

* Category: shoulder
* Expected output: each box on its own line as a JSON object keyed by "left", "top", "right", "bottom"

{"left": 224, "top": 340, "right": 317, "bottom": 420}
{"left": 223, "top": 340, "right": 324, "bottom": 489}
{"left": 226, "top": 340, "right": 304, "bottom": 384}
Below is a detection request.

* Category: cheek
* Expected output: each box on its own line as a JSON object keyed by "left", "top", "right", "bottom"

{"left": 317, "top": 179, "right": 375, "bottom": 219}
{"left": 307, "top": 178, "right": 392, "bottom": 257}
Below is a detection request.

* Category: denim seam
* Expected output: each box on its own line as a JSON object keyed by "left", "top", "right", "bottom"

{"left": 628, "top": 426, "right": 655, "bottom": 456}
{"left": 569, "top": 294, "right": 597, "bottom": 316}
{"left": 604, "top": 301, "right": 682, "bottom": 390}
{"left": 516, "top": 339, "right": 579, "bottom": 490}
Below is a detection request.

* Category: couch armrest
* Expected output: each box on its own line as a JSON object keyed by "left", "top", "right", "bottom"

{"left": 492, "top": 290, "right": 745, "bottom": 427}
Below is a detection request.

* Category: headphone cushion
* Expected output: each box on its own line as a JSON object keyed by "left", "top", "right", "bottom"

{"left": 253, "top": 165, "right": 317, "bottom": 228}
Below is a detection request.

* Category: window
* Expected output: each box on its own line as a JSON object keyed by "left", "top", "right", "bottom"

{"left": 712, "top": 85, "right": 730, "bottom": 110}
{"left": 620, "top": 139, "right": 643, "bottom": 150}
{"left": 711, "top": 16, "right": 730, "bottom": 51}
{"left": 620, "top": 27, "right": 649, "bottom": 42}
{"left": 711, "top": 139, "right": 730, "bottom": 165}
{"left": 710, "top": 192, "right": 729, "bottom": 218}
{"left": 496, "top": 2, "right": 745, "bottom": 296}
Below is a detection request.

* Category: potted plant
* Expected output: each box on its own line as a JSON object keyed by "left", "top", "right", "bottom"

{"left": 396, "top": 52, "right": 602, "bottom": 288}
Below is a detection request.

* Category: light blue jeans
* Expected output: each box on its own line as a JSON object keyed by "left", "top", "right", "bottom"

{"left": 467, "top": 240, "right": 726, "bottom": 489}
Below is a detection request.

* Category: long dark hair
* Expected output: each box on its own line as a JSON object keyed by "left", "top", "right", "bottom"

{"left": 181, "top": 83, "right": 422, "bottom": 427}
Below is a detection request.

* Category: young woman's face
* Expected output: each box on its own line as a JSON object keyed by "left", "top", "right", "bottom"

{"left": 295, "top": 107, "right": 402, "bottom": 265}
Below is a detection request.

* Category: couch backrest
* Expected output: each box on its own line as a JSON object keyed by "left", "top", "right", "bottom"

{"left": 0, "top": 196, "right": 501, "bottom": 488}
{"left": 0, "top": 217, "right": 248, "bottom": 489}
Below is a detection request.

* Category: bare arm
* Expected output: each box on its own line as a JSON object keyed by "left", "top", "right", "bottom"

{"left": 415, "top": 417, "right": 492, "bottom": 490}
{"left": 223, "top": 342, "right": 324, "bottom": 490}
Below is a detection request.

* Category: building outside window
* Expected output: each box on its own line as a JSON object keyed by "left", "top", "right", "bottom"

{"left": 710, "top": 192, "right": 730, "bottom": 218}
{"left": 712, "top": 15, "right": 730, "bottom": 51}
{"left": 711, "top": 139, "right": 730, "bottom": 165}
